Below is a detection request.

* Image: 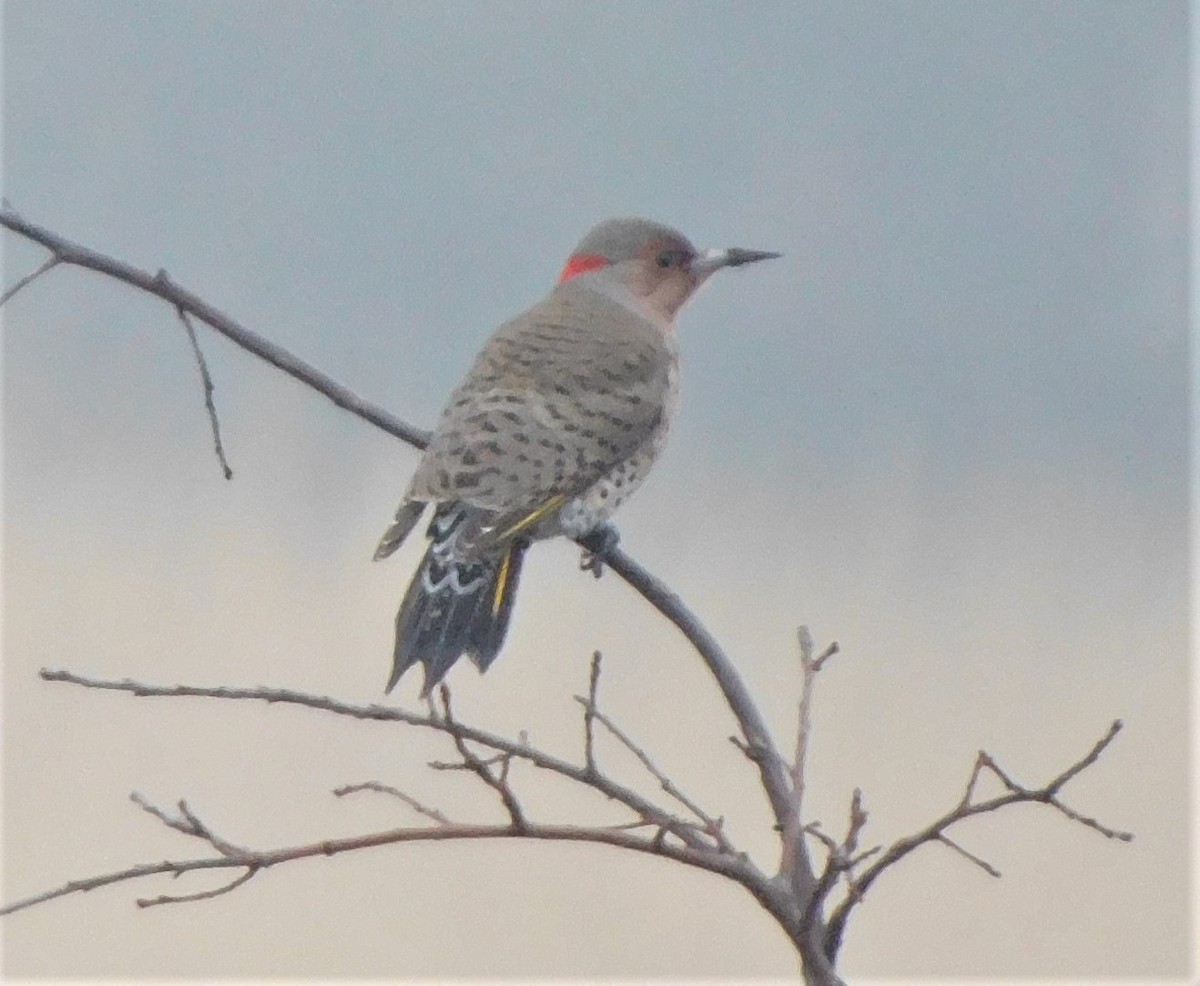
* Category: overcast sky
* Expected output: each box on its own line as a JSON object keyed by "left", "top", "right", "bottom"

{"left": 2, "top": 2, "right": 1191, "bottom": 982}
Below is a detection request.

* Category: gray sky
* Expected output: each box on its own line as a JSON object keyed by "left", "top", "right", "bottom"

{"left": 2, "top": 1, "right": 1191, "bottom": 981}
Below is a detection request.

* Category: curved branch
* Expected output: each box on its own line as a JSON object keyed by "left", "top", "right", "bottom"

{"left": 0, "top": 814, "right": 758, "bottom": 919}
{"left": 821, "top": 719, "right": 1130, "bottom": 962}
{"left": 603, "top": 550, "right": 798, "bottom": 851}
{"left": 37, "top": 668, "right": 730, "bottom": 856}
{"left": 0, "top": 207, "right": 431, "bottom": 449}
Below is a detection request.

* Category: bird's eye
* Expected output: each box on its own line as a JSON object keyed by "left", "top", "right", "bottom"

{"left": 656, "top": 249, "right": 689, "bottom": 269}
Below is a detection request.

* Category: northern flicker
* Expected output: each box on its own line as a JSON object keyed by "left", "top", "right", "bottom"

{"left": 375, "top": 217, "right": 779, "bottom": 695}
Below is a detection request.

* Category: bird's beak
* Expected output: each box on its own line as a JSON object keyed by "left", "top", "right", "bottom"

{"left": 694, "top": 247, "right": 782, "bottom": 277}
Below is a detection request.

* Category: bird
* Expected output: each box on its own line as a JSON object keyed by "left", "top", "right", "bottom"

{"left": 374, "top": 216, "right": 779, "bottom": 695}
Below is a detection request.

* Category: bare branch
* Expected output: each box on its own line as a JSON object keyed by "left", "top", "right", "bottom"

{"left": 573, "top": 690, "right": 732, "bottom": 852}
{"left": 137, "top": 867, "right": 258, "bottom": 908}
{"left": 0, "top": 206, "right": 431, "bottom": 448}
{"left": 1045, "top": 719, "right": 1125, "bottom": 796}
{"left": 333, "top": 782, "right": 452, "bottom": 826}
{"left": 174, "top": 302, "right": 233, "bottom": 479}
{"left": 603, "top": 550, "right": 796, "bottom": 847}
{"left": 129, "top": 793, "right": 249, "bottom": 858}
{"left": 4, "top": 210, "right": 1131, "bottom": 985}
{"left": 440, "top": 686, "right": 527, "bottom": 831}
{"left": 804, "top": 789, "right": 868, "bottom": 928}
{"left": 781, "top": 628, "right": 840, "bottom": 897}
{"left": 823, "top": 720, "right": 1131, "bottom": 962}
{"left": 38, "top": 668, "right": 714, "bottom": 853}
{"left": 935, "top": 834, "right": 1001, "bottom": 878}
{"left": 582, "top": 650, "right": 601, "bottom": 776}
{"left": 0, "top": 856, "right": 242, "bottom": 916}
{"left": 1, "top": 796, "right": 761, "bottom": 919}
{"left": 802, "top": 822, "right": 839, "bottom": 854}
{"left": 1, "top": 253, "right": 61, "bottom": 305}
{"left": 812, "top": 641, "right": 839, "bottom": 673}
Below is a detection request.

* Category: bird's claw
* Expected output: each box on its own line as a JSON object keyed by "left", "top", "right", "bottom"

{"left": 578, "top": 523, "right": 620, "bottom": 579}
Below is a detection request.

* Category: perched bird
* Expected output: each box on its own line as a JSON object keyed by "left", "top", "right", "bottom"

{"left": 375, "top": 216, "right": 779, "bottom": 695}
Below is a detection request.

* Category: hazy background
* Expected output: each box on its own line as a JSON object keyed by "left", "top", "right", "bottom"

{"left": 2, "top": 1, "right": 1191, "bottom": 981}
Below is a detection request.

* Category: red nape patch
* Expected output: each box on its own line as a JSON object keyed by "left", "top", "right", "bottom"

{"left": 557, "top": 253, "right": 609, "bottom": 282}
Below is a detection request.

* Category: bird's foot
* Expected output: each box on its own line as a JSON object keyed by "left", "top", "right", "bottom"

{"left": 578, "top": 523, "right": 620, "bottom": 579}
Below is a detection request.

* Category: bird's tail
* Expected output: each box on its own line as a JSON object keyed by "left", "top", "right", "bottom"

{"left": 387, "top": 507, "right": 528, "bottom": 696}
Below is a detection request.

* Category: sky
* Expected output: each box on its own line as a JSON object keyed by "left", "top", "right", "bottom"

{"left": 1, "top": 1, "right": 1192, "bottom": 982}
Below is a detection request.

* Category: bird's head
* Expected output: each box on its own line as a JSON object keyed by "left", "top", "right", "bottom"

{"left": 557, "top": 216, "right": 780, "bottom": 323}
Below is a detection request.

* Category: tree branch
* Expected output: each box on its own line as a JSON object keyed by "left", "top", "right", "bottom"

{"left": 333, "top": 782, "right": 452, "bottom": 826}
{"left": 36, "top": 668, "right": 726, "bottom": 855}
{"left": 782, "top": 628, "right": 839, "bottom": 892}
{"left": 439, "top": 685, "right": 528, "bottom": 831}
{"left": 601, "top": 549, "right": 798, "bottom": 861}
{"left": 174, "top": 303, "right": 233, "bottom": 479}
{"left": 573, "top": 655, "right": 732, "bottom": 852}
{"left": 0, "top": 252, "right": 60, "bottom": 305}
{"left": 0, "top": 206, "right": 431, "bottom": 448}
{"left": 0, "top": 794, "right": 760, "bottom": 918}
{"left": 582, "top": 650, "right": 601, "bottom": 776}
{"left": 821, "top": 719, "right": 1130, "bottom": 961}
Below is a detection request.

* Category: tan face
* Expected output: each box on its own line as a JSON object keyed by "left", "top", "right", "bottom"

{"left": 629, "top": 234, "right": 705, "bottom": 320}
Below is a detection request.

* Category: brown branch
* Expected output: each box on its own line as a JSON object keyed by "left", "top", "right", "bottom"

{"left": 137, "top": 867, "right": 258, "bottom": 908}
{"left": 781, "top": 628, "right": 839, "bottom": 897}
{"left": 0, "top": 206, "right": 431, "bottom": 449}
{"left": 802, "top": 789, "right": 869, "bottom": 930}
{"left": 935, "top": 834, "right": 1001, "bottom": 878}
{"left": 174, "top": 302, "right": 233, "bottom": 479}
{"left": 36, "top": 668, "right": 716, "bottom": 854}
{"left": 4, "top": 210, "right": 1130, "bottom": 986}
{"left": 440, "top": 686, "right": 527, "bottom": 831}
{"left": 129, "top": 793, "right": 248, "bottom": 858}
{"left": 573, "top": 686, "right": 732, "bottom": 853}
{"left": 603, "top": 548, "right": 795, "bottom": 851}
{"left": 582, "top": 650, "right": 601, "bottom": 776}
{"left": 333, "top": 782, "right": 452, "bottom": 826}
{"left": 0, "top": 794, "right": 760, "bottom": 919}
{"left": 822, "top": 719, "right": 1131, "bottom": 962}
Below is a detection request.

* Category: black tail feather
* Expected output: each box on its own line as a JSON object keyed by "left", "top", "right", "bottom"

{"left": 386, "top": 534, "right": 528, "bottom": 696}
{"left": 466, "top": 537, "right": 527, "bottom": 672}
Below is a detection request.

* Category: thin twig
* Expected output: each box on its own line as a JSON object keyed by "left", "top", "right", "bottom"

{"left": 804, "top": 789, "right": 867, "bottom": 927}
{"left": 1, "top": 253, "right": 61, "bottom": 305}
{"left": 137, "top": 867, "right": 258, "bottom": 908}
{"left": 605, "top": 548, "right": 796, "bottom": 851}
{"left": 130, "top": 793, "right": 247, "bottom": 857}
{"left": 1, "top": 795, "right": 761, "bottom": 918}
{"left": 333, "top": 782, "right": 452, "bottom": 826}
{"left": 822, "top": 720, "right": 1131, "bottom": 962}
{"left": 38, "top": 669, "right": 716, "bottom": 854}
{"left": 583, "top": 650, "right": 601, "bottom": 776}
{"left": 174, "top": 302, "right": 233, "bottom": 479}
{"left": 802, "top": 822, "right": 839, "bottom": 854}
{"left": 935, "top": 834, "right": 1001, "bottom": 878}
{"left": 1045, "top": 719, "right": 1125, "bottom": 795}
{"left": 573, "top": 693, "right": 731, "bottom": 852}
{"left": 0, "top": 207, "right": 431, "bottom": 448}
{"left": 441, "top": 686, "right": 527, "bottom": 831}
{"left": 782, "top": 628, "right": 839, "bottom": 897}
